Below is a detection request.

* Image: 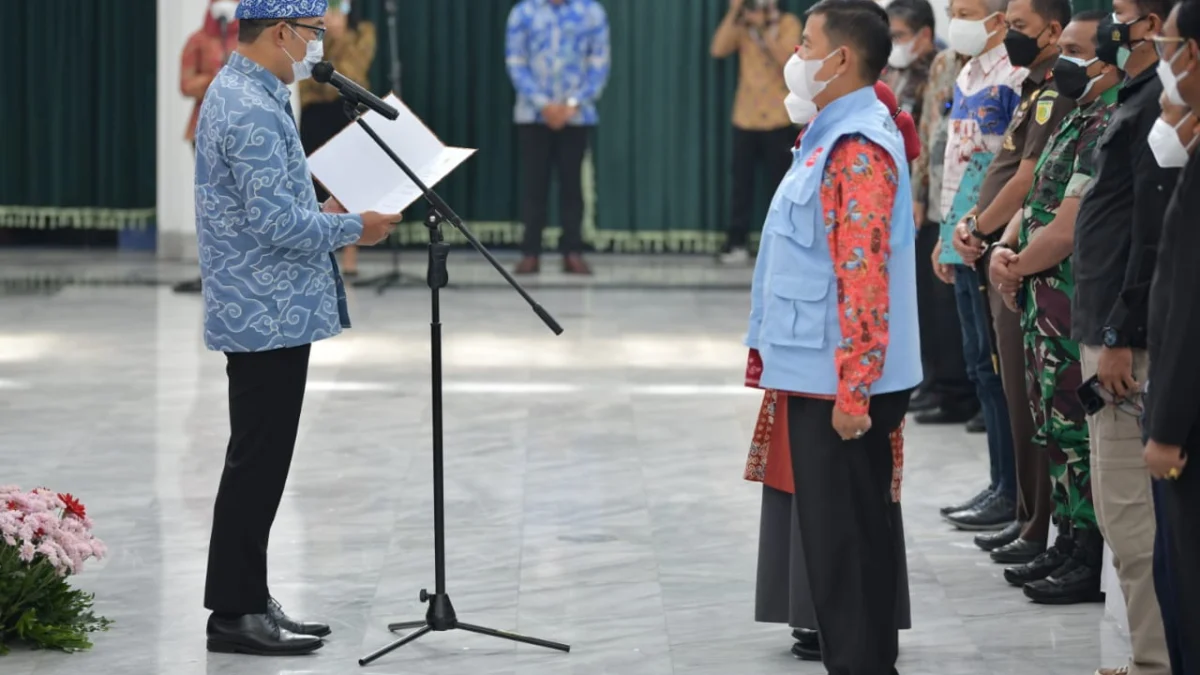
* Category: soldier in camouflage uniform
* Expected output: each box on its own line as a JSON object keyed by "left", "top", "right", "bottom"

{"left": 987, "top": 11, "right": 1123, "bottom": 605}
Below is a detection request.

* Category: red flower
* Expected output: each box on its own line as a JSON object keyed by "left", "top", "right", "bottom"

{"left": 58, "top": 493, "right": 86, "bottom": 519}
{"left": 5, "top": 500, "right": 17, "bottom": 511}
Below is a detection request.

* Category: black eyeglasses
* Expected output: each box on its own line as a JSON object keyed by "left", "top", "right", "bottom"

{"left": 288, "top": 21, "right": 326, "bottom": 41}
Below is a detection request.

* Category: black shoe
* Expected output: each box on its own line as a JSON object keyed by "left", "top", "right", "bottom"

{"left": 206, "top": 613, "right": 323, "bottom": 656}
{"left": 915, "top": 406, "right": 977, "bottom": 425}
{"left": 940, "top": 486, "right": 994, "bottom": 516}
{"left": 965, "top": 410, "right": 986, "bottom": 433}
{"left": 268, "top": 597, "right": 331, "bottom": 638}
{"left": 791, "top": 638, "right": 821, "bottom": 661}
{"left": 975, "top": 520, "right": 1022, "bottom": 551}
{"left": 1004, "top": 533, "right": 1075, "bottom": 587}
{"left": 990, "top": 537, "right": 1045, "bottom": 565}
{"left": 946, "top": 493, "right": 1015, "bottom": 531}
{"left": 791, "top": 628, "right": 819, "bottom": 647}
{"left": 909, "top": 388, "right": 941, "bottom": 412}
{"left": 172, "top": 278, "right": 203, "bottom": 294}
{"left": 1023, "top": 527, "right": 1105, "bottom": 604}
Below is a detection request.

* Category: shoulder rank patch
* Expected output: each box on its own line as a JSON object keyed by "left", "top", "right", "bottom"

{"left": 1035, "top": 99, "right": 1054, "bottom": 125}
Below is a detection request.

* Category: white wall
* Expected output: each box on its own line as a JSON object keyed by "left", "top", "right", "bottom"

{"left": 155, "top": 0, "right": 302, "bottom": 262}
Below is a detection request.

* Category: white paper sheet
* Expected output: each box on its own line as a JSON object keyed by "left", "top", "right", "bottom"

{"left": 307, "top": 94, "right": 476, "bottom": 214}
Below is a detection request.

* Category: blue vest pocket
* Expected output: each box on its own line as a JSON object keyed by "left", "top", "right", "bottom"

{"left": 763, "top": 273, "right": 831, "bottom": 349}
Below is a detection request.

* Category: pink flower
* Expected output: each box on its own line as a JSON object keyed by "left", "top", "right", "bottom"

{"left": 18, "top": 541, "right": 35, "bottom": 562}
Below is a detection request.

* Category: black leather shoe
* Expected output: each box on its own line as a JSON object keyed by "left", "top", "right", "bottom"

{"left": 268, "top": 598, "right": 331, "bottom": 638}
{"left": 172, "top": 278, "right": 203, "bottom": 294}
{"left": 975, "top": 520, "right": 1022, "bottom": 551}
{"left": 946, "top": 493, "right": 1015, "bottom": 531}
{"left": 909, "top": 388, "right": 941, "bottom": 412}
{"left": 206, "top": 613, "right": 323, "bottom": 656}
{"left": 964, "top": 410, "right": 986, "bottom": 433}
{"left": 791, "top": 639, "right": 821, "bottom": 661}
{"left": 1023, "top": 527, "right": 1105, "bottom": 604}
{"left": 1004, "top": 534, "right": 1074, "bottom": 587}
{"left": 991, "top": 537, "right": 1045, "bottom": 564}
{"left": 940, "top": 486, "right": 993, "bottom": 516}
{"left": 791, "top": 628, "right": 819, "bottom": 647}
{"left": 915, "top": 406, "right": 977, "bottom": 425}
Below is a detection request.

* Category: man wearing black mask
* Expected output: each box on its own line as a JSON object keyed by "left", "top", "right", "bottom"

{"left": 1072, "top": 0, "right": 1179, "bottom": 672}
{"left": 946, "top": 0, "right": 1075, "bottom": 543}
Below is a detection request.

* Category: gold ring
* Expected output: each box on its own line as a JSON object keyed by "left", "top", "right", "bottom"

{"left": 1168, "top": 468, "right": 1181, "bottom": 480}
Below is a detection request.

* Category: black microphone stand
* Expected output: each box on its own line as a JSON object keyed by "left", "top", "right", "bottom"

{"left": 351, "top": 0, "right": 424, "bottom": 294}
{"left": 337, "top": 95, "right": 571, "bottom": 666}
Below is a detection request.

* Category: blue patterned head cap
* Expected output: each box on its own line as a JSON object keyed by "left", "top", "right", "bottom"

{"left": 236, "top": 0, "right": 328, "bottom": 20}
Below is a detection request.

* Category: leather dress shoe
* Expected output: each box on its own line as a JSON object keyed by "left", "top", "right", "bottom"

{"left": 1004, "top": 533, "right": 1074, "bottom": 586}
{"left": 990, "top": 537, "right": 1045, "bottom": 564}
{"left": 791, "top": 628, "right": 820, "bottom": 661}
{"left": 940, "top": 486, "right": 993, "bottom": 516}
{"left": 915, "top": 405, "right": 977, "bottom": 425}
{"left": 206, "top": 613, "right": 323, "bottom": 656}
{"left": 1023, "top": 528, "right": 1104, "bottom": 604}
{"left": 965, "top": 410, "right": 986, "bottom": 433}
{"left": 909, "top": 388, "right": 940, "bottom": 412}
{"left": 562, "top": 253, "right": 593, "bottom": 275}
{"left": 268, "top": 597, "right": 331, "bottom": 638}
{"left": 975, "top": 520, "right": 1021, "bottom": 552}
{"left": 946, "top": 493, "right": 1015, "bottom": 531}
{"left": 514, "top": 256, "right": 540, "bottom": 275}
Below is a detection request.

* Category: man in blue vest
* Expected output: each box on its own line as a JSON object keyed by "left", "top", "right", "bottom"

{"left": 745, "top": 0, "right": 921, "bottom": 671}
{"left": 194, "top": 0, "right": 400, "bottom": 656}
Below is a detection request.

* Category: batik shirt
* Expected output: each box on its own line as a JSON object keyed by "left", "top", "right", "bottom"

{"left": 884, "top": 50, "right": 936, "bottom": 204}
{"left": 194, "top": 52, "right": 363, "bottom": 353}
{"left": 1019, "top": 86, "right": 1119, "bottom": 338}
{"left": 505, "top": 0, "right": 611, "bottom": 126}
{"left": 940, "top": 43, "right": 1025, "bottom": 263}
{"left": 915, "top": 49, "right": 969, "bottom": 223}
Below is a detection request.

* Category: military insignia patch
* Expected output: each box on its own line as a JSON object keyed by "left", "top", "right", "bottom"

{"left": 1035, "top": 99, "right": 1054, "bottom": 125}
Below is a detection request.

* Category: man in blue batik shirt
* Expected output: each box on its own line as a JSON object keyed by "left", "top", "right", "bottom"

{"left": 505, "top": 0, "right": 611, "bottom": 275}
{"left": 193, "top": 0, "right": 399, "bottom": 656}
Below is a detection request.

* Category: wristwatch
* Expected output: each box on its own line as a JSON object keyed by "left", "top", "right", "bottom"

{"left": 566, "top": 97, "right": 580, "bottom": 109}
{"left": 1102, "top": 327, "right": 1123, "bottom": 348}
{"left": 964, "top": 214, "right": 986, "bottom": 240}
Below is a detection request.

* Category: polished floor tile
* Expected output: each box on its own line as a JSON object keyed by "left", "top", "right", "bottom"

{"left": 0, "top": 253, "right": 1131, "bottom": 674}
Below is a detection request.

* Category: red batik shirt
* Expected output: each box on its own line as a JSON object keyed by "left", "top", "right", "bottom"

{"left": 744, "top": 132, "right": 903, "bottom": 500}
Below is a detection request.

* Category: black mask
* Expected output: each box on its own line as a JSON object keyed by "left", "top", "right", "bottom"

{"left": 1096, "top": 14, "right": 1143, "bottom": 67}
{"left": 1004, "top": 27, "right": 1045, "bottom": 68}
{"left": 1053, "top": 56, "right": 1098, "bottom": 100}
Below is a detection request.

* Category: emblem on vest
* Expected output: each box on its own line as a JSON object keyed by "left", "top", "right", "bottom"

{"left": 805, "top": 146, "right": 825, "bottom": 167}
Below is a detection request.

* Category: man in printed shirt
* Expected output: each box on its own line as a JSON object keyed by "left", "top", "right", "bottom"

{"left": 711, "top": 0, "right": 803, "bottom": 265}
{"left": 931, "top": 0, "right": 1026, "bottom": 535}
{"left": 194, "top": 0, "right": 398, "bottom": 655}
{"left": 746, "top": 1, "right": 921, "bottom": 670}
{"left": 506, "top": 0, "right": 611, "bottom": 276}
{"left": 989, "top": 12, "right": 1124, "bottom": 611}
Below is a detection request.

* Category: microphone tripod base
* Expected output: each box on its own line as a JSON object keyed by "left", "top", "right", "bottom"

{"left": 358, "top": 591, "right": 571, "bottom": 666}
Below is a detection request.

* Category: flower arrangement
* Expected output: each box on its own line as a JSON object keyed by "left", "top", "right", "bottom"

{"left": 0, "top": 486, "right": 111, "bottom": 654}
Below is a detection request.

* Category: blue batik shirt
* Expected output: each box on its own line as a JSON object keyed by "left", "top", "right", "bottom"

{"left": 505, "top": 0, "right": 611, "bottom": 126}
{"left": 194, "top": 52, "right": 364, "bottom": 353}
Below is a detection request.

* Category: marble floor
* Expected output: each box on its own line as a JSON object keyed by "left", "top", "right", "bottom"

{"left": 0, "top": 252, "right": 1131, "bottom": 674}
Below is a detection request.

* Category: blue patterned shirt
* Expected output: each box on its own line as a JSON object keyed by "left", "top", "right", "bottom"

{"left": 505, "top": 0, "right": 611, "bottom": 126}
{"left": 194, "top": 52, "right": 364, "bottom": 353}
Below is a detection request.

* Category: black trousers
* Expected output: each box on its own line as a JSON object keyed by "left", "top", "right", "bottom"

{"left": 1164, "top": 445, "right": 1200, "bottom": 661}
{"left": 728, "top": 126, "right": 796, "bottom": 249}
{"left": 519, "top": 123, "right": 589, "bottom": 256}
{"left": 789, "top": 390, "right": 911, "bottom": 675}
{"left": 204, "top": 344, "right": 311, "bottom": 615}
{"left": 915, "top": 222, "right": 975, "bottom": 405}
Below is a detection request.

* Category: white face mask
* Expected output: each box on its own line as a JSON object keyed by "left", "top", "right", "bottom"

{"left": 784, "top": 50, "right": 841, "bottom": 105}
{"left": 1148, "top": 115, "right": 1197, "bottom": 168}
{"left": 784, "top": 93, "right": 819, "bottom": 124}
{"left": 889, "top": 40, "right": 917, "bottom": 69}
{"left": 948, "top": 14, "right": 999, "bottom": 57}
{"left": 210, "top": 0, "right": 239, "bottom": 22}
{"left": 1158, "top": 47, "right": 1191, "bottom": 107}
{"left": 282, "top": 25, "right": 324, "bottom": 82}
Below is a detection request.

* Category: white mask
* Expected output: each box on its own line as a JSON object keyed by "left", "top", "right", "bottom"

{"left": 282, "top": 25, "right": 325, "bottom": 82}
{"left": 784, "top": 93, "right": 819, "bottom": 124}
{"left": 948, "top": 14, "right": 999, "bottom": 57}
{"left": 1158, "top": 47, "right": 1191, "bottom": 107}
{"left": 784, "top": 51, "right": 841, "bottom": 104}
{"left": 889, "top": 40, "right": 917, "bottom": 69}
{"left": 210, "top": 0, "right": 239, "bottom": 22}
{"left": 1148, "top": 115, "right": 1197, "bottom": 168}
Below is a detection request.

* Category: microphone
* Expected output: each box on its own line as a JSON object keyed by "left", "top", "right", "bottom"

{"left": 312, "top": 62, "right": 400, "bottom": 121}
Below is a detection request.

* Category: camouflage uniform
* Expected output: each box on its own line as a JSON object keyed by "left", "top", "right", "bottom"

{"left": 1017, "top": 87, "right": 1119, "bottom": 531}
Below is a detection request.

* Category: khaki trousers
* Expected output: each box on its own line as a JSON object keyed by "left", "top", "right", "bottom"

{"left": 1081, "top": 346, "right": 1168, "bottom": 675}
